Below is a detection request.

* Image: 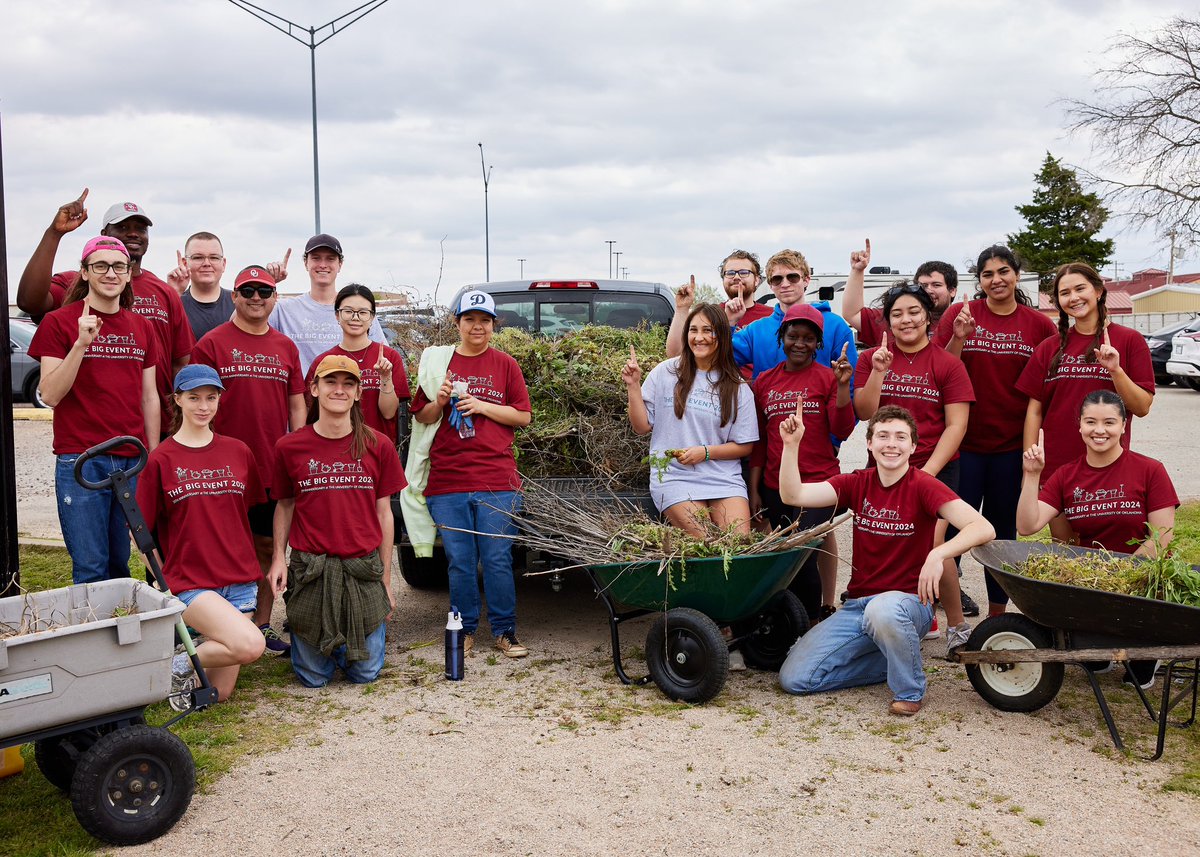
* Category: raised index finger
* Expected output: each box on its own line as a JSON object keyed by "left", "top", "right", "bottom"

{"left": 82, "top": 294, "right": 92, "bottom": 316}
{"left": 1038, "top": 428, "right": 1044, "bottom": 449}
{"left": 864, "top": 237, "right": 871, "bottom": 255}
{"left": 1103, "top": 327, "right": 1111, "bottom": 347}
{"left": 881, "top": 330, "right": 888, "bottom": 350}
{"left": 629, "top": 344, "right": 637, "bottom": 362}
{"left": 77, "top": 187, "right": 89, "bottom": 205}
{"left": 177, "top": 250, "right": 184, "bottom": 267}
{"left": 840, "top": 342, "right": 849, "bottom": 360}
{"left": 282, "top": 248, "right": 292, "bottom": 269}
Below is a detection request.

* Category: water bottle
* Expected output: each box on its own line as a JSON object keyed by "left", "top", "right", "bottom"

{"left": 451, "top": 381, "right": 475, "bottom": 439}
{"left": 445, "top": 607, "right": 464, "bottom": 680}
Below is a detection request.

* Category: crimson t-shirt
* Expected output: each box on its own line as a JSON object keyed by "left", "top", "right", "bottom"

{"left": 136, "top": 434, "right": 265, "bottom": 593}
{"left": 411, "top": 347, "right": 531, "bottom": 496}
{"left": 829, "top": 466, "right": 958, "bottom": 598}
{"left": 934, "top": 301, "right": 1056, "bottom": 454}
{"left": 751, "top": 362, "right": 853, "bottom": 487}
{"left": 853, "top": 342, "right": 975, "bottom": 468}
{"left": 1016, "top": 324, "right": 1154, "bottom": 480}
{"left": 29, "top": 302, "right": 158, "bottom": 455}
{"left": 739, "top": 303, "right": 774, "bottom": 326}
{"left": 306, "top": 342, "right": 410, "bottom": 443}
{"left": 191, "top": 322, "right": 305, "bottom": 491}
{"left": 51, "top": 269, "right": 195, "bottom": 435}
{"left": 1038, "top": 451, "right": 1178, "bottom": 553}
{"left": 858, "top": 306, "right": 885, "bottom": 348}
{"left": 272, "top": 425, "right": 406, "bottom": 558}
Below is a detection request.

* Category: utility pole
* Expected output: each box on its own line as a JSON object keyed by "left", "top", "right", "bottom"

{"left": 1168, "top": 230, "right": 1178, "bottom": 286}
{"left": 479, "top": 142, "right": 492, "bottom": 282}
{"left": 613, "top": 251, "right": 622, "bottom": 281}
{"left": 605, "top": 240, "right": 616, "bottom": 278}
{"left": 621, "top": 266, "right": 629, "bottom": 280}
{"left": 518, "top": 258, "right": 526, "bottom": 277}
{"left": 226, "top": 0, "right": 394, "bottom": 234}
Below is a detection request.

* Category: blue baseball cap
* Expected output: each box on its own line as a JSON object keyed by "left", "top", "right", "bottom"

{"left": 173, "top": 364, "right": 225, "bottom": 392}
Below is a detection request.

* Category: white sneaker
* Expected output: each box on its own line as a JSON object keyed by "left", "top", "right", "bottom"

{"left": 169, "top": 653, "right": 196, "bottom": 712}
{"left": 728, "top": 649, "right": 747, "bottom": 672}
{"left": 924, "top": 616, "right": 941, "bottom": 640}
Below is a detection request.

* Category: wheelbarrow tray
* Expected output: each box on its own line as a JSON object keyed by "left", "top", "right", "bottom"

{"left": 0, "top": 579, "right": 184, "bottom": 740}
{"left": 588, "top": 547, "right": 810, "bottom": 625}
{"left": 972, "top": 541, "right": 1200, "bottom": 646}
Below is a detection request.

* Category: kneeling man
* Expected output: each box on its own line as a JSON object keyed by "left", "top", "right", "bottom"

{"left": 777, "top": 404, "right": 993, "bottom": 715}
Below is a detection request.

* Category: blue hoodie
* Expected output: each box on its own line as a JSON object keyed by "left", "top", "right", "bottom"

{"left": 732, "top": 301, "right": 858, "bottom": 383}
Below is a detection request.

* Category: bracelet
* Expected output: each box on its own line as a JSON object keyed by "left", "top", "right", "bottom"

{"left": 703, "top": 445, "right": 710, "bottom": 461}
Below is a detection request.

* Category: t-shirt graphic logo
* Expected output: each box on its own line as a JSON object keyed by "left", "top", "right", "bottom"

{"left": 860, "top": 499, "right": 900, "bottom": 521}
{"left": 174, "top": 465, "right": 235, "bottom": 481}
{"left": 1077, "top": 483, "right": 1127, "bottom": 503}
{"left": 229, "top": 348, "right": 282, "bottom": 366}
{"left": 94, "top": 332, "right": 136, "bottom": 346}
{"left": 307, "top": 458, "right": 366, "bottom": 475}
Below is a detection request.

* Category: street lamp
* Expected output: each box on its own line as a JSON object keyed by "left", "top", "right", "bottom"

{"left": 605, "top": 240, "right": 616, "bottom": 278}
{"left": 479, "top": 142, "right": 492, "bottom": 282}
{"left": 518, "top": 258, "right": 526, "bottom": 277}
{"left": 621, "top": 266, "right": 629, "bottom": 280}
{"left": 613, "top": 251, "right": 622, "bottom": 281}
{"left": 225, "top": 0, "right": 394, "bottom": 234}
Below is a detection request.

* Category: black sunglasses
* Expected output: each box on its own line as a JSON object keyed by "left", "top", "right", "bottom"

{"left": 884, "top": 283, "right": 923, "bottom": 299}
{"left": 236, "top": 284, "right": 276, "bottom": 299}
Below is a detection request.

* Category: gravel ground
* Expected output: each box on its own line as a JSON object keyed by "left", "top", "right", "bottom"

{"left": 11, "top": 386, "right": 1200, "bottom": 854}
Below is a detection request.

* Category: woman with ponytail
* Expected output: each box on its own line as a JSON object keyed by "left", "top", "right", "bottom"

{"left": 269, "top": 355, "right": 406, "bottom": 687}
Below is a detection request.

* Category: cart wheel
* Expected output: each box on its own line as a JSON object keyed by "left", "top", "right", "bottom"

{"left": 739, "top": 590, "right": 810, "bottom": 671}
{"left": 35, "top": 738, "right": 78, "bottom": 792}
{"left": 69, "top": 725, "right": 194, "bottom": 846}
{"left": 645, "top": 608, "right": 729, "bottom": 703}
{"left": 965, "top": 614, "right": 1064, "bottom": 713}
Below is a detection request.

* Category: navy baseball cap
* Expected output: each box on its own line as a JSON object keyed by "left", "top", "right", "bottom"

{"left": 173, "top": 364, "right": 225, "bottom": 392}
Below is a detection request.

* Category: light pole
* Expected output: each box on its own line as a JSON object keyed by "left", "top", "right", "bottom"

{"left": 479, "top": 142, "right": 492, "bottom": 282}
{"left": 621, "top": 266, "right": 629, "bottom": 280}
{"left": 226, "top": 0, "right": 394, "bottom": 234}
{"left": 518, "top": 258, "right": 526, "bottom": 277}
{"left": 605, "top": 240, "right": 616, "bottom": 278}
{"left": 613, "top": 251, "right": 622, "bottom": 281}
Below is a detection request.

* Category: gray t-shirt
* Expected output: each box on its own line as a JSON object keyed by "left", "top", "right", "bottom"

{"left": 268, "top": 291, "right": 387, "bottom": 374}
{"left": 641, "top": 356, "right": 758, "bottom": 511}
{"left": 182, "top": 288, "right": 235, "bottom": 342}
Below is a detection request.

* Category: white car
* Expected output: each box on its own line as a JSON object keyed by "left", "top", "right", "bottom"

{"left": 1166, "top": 328, "right": 1200, "bottom": 391}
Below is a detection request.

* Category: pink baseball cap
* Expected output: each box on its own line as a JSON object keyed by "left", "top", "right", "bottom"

{"left": 80, "top": 236, "right": 130, "bottom": 262}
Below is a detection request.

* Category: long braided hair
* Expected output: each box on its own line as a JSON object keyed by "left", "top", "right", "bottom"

{"left": 1049, "top": 263, "right": 1107, "bottom": 374}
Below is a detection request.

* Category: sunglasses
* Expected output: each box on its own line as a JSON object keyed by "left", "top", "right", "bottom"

{"left": 884, "top": 283, "right": 923, "bottom": 299}
{"left": 235, "top": 285, "right": 276, "bottom": 299}
{"left": 768, "top": 272, "right": 806, "bottom": 287}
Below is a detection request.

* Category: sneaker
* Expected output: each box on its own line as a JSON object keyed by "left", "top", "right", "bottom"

{"left": 463, "top": 633, "right": 474, "bottom": 655}
{"left": 1123, "top": 660, "right": 1160, "bottom": 690}
{"left": 924, "top": 617, "right": 940, "bottom": 640}
{"left": 839, "top": 590, "right": 849, "bottom": 604}
{"left": 728, "top": 649, "right": 747, "bottom": 672}
{"left": 946, "top": 622, "right": 972, "bottom": 657}
{"left": 495, "top": 630, "right": 529, "bottom": 658}
{"left": 260, "top": 624, "right": 291, "bottom": 656}
{"left": 960, "top": 591, "right": 980, "bottom": 617}
{"left": 169, "top": 653, "right": 196, "bottom": 713}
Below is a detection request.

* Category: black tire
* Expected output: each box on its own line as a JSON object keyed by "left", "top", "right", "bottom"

{"left": 397, "top": 544, "right": 449, "bottom": 590}
{"left": 23, "top": 369, "right": 49, "bottom": 409}
{"left": 35, "top": 737, "right": 78, "bottom": 792}
{"left": 1185, "top": 377, "right": 1200, "bottom": 392}
{"left": 739, "top": 590, "right": 810, "bottom": 671}
{"left": 1154, "top": 373, "right": 1174, "bottom": 387}
{"left": 645, "top": 607, "right": 729, "bottom": 703}
{"left": 69, "top": 725, "right": 194, "bottom": 846}
{"left": 964, "top": 614, "right": 1063, "bottom": 713}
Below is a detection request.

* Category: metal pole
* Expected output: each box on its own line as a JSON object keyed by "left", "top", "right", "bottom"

{"left": 0, "top": 112, "right": 18, "bottom": 594}
{"left": 309, "top": 32, "right": 321, "bottom": 233}
{"left": 605, "top": 240, "right": 616, "bottom": 278}
{"left": 479, "top": 143, "right": 491, "bottom": 282}
{"left": 613, "top": 251, "right": 622, "bottom": 281}
{"left": 1168, "top": 230, "right": 1176, "bottom": 286}
{"left": 518, "top": 258, "right": 526, "bottom": 277}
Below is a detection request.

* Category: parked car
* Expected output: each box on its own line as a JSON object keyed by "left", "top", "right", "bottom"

{"left": 9, "top": 319, "right": 47, "bottom": 408}
{"left": 1166, "top": 325, "right": 1200, "bottom": 391}
{"left": 448, "top": 279, "right": 674, "bottom": 334}
{"left": 1145, "top": 316, "right": 1199, "bottom": 386}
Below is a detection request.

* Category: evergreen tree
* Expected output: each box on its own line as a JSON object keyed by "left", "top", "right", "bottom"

{"left": 1008, "top": 153, "right": 1115, "bottom": 288}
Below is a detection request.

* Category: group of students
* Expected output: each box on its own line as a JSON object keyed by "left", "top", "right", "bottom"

{"left": 629, "top": 244, "right": 1178, "bottom": 714}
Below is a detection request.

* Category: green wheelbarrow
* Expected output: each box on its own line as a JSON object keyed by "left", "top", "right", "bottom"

{"left": 586, "top": 546, "right": 818, "bottom": 703}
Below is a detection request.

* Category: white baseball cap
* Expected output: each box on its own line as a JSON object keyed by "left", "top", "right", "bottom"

{"left": 456, "top": 290, "right": 497, "bottom": 318}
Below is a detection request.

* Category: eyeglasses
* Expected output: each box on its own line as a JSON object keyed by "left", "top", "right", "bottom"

{"left": 86, "top": 261, "right": 130, "bottom": 275}
{"left": 187, "top": 254, "right": 224, "bottom": 265}
{"left": 235, "top": 285, "right": 276, "bottom": 299}
{"left": 722, "top": 269, "right": 755, "bottom": 280}
{"left": 767, "top": 272, "right": 806, "bottom": 287}
{"left": 336, "top": 308, "right": 375, "bottom": 320}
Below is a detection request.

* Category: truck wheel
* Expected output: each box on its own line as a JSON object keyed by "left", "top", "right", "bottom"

{"left": 965, "top": 614, "right": 1063, "bottom": 713}
{"left": 398, "top": 544, "right": 449, "bottom": 590}
{"left": 70, "top": 725, "right": 194, "bottom": 846}
{"left": 739, "top": 590, "right": 810, "bottom": 671}
{"left": 645, "top": 608, "right": 729, "bottom": 703}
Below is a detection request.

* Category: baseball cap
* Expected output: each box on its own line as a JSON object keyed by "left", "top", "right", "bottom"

{"left": 80, "top": 236, "right": 129, "bottom": 262}
{"left": 304, "top": 233, "right": 343, "bottom": 257}
{"left": 313, "top": 354, "right": 362, "bottom": 379}
{"left": 780, "top": 303, "right": 824, "bottom": 332}
{"left": 102, "top": 202, "right": 153, "bottom": 227}
{"left": 173, "top": 364, "right": 225, "bottom": 392}
{"left": 456, "top": 290, "right": 497, "bottom": 318}
{"left": 233, "top": 266, "right": 278, "bottom": 289}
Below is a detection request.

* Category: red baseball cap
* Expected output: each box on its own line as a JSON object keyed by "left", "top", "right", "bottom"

{"left": 780, "top": 303, "right": 824, "bottom": 332}
{"left": 233, "top": 266, "right": 277, "bottom": 289}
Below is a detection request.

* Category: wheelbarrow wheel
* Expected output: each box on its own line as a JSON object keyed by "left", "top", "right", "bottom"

{"left": 69, "top": 725, "right": 195, "bottom": 846}
{"left": 739, "top": 590, "right": 810, "bottom": 671}
{"left": 965, "top": 614, "right": 1063, "bottom": 713}
{"left": 645, "top": 608, "right": 729, "bottom": 703}
{"left": 35, "top": 738, "right": 78, "bottom": 792}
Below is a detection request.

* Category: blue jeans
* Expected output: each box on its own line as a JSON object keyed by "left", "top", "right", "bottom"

{"left": 427, "top": 491, "right": 520, "bottom": 636}
{"left": 176, "top": 581, "right": 259, "bottom": 612}
{"left": 290, "top": 622, "right": 386, "bottom": 688}
{"left": 956, "top": 450, "right": 1022, "bottom": 604}
{"left": 778, "top": 591, "right": 933, "bottom": 703}
{"left": 55, "top": 453, "right": 138, "bottom": 585}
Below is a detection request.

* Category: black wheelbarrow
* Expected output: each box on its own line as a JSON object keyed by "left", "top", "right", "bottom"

{"left": 953, "top": 540, "right": 1200, "bottom": 760}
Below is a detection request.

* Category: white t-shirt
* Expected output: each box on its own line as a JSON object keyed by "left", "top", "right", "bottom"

{"left": 269, "top": 291, "right": 387, "bottom": 374}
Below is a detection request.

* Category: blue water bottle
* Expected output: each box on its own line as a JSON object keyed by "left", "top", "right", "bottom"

{"left": 445, "top": 606, "right": 464, "bottom": 681}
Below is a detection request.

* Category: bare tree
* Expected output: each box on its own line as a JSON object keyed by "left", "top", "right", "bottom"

{"left": 1064, "top": 17, "right": 1200, "bottom": 246}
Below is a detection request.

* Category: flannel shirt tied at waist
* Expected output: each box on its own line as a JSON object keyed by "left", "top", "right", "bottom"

{"left": 284, "top": 550, "right": 389, "bottom": 663}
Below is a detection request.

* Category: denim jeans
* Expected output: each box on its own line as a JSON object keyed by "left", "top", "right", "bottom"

{"left": 55, "top": 453, "right": 138, "bottom": 585}
{"left": 426, "top": 491, "right": 520, "bottom": 637}
{"left": 778, "top": 591, "right": 933, "bottom": 703}
{"left": 290, "top": 622, "right": 386, "bottom": 688}
{"left": 955, "top": 450, "right": 1023, "bottom": 604}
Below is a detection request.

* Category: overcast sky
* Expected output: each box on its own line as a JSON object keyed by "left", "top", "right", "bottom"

{"left": 3, "top": 0, "right": 1194, "bottom": 299}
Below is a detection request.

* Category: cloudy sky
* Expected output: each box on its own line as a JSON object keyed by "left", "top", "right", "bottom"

{"left": 3, "top": 0, "right": 1194, "bottom": 300}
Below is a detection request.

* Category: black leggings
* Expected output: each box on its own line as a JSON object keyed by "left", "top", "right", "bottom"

{"left": 955, "top": 449, "right": 1023, "bottom": 605}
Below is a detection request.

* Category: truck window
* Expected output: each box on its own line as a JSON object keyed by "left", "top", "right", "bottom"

{"left": 492, "top": 297, "right": 535, "bottom": 332}
{"left": 539, "top": 301, "right": 590, "bottom": 335}
{"left": 595, "top": 295, "right": 672, "bottom": 328}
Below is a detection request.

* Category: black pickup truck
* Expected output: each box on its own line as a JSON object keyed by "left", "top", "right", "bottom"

{"left": 393, "top": 278, "right": 673, "bottom": 588}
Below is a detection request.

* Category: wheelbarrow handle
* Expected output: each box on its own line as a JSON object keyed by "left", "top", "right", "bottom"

{"left": 73, "top": 436, "right": 148, "bottom": 489}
